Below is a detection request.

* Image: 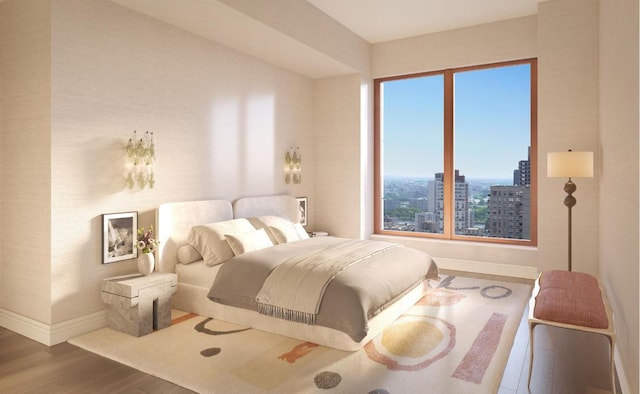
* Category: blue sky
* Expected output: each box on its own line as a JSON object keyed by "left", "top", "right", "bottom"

{"left": 382, "top": 63, "right": 531, "bottom": 180}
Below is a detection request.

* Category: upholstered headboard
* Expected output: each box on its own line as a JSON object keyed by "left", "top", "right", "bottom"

{"left": 156, "top": 199, "right": 233, "bottom": 273}
{"left": 155, "top": 195, "right": 300, "bottom": 273}
{"left": 233, "top": 195, "right": 300, "bottom": 223}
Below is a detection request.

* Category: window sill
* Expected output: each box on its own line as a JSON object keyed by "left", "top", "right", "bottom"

{"left": 370, "top": 233, "right": 538, "bottom": 279}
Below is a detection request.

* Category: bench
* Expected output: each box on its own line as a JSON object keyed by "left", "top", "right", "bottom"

{"left": 528, "top": 270, "right": 616, "bottom": 393}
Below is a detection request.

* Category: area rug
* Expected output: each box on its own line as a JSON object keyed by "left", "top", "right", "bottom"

{"left": 69, "top": 275, "right": 531, "bottom": 393}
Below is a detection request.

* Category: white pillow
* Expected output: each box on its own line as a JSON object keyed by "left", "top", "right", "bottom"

{"left": 270, "top": 225, "right": 299, "bottom": 244}
{"left": 248, "top": 215, "right": 308, "bottom": 244}
{"left": 177, "top": 244, "right": 202, "bottom": 264}
{"left": 269, "top": 224, "right": 309, "bottom": 244}
{"left": 294, "top": 223, "right": 310, "bottom": 240}
{"left": 187, "top": 218, "right": 255, "bottom": 266}
{"left": 225, "top": 228, "right": 273, "bottom": 256}
{"left": 269, "top": 223, "right": 309, "bottom": 244}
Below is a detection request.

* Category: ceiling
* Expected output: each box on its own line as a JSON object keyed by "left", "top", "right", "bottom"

{"left": 307, "top": 0, "right": 540, "bottom": 43}
{"left": 109, "top": 0, "right": 541, "bottom": 78}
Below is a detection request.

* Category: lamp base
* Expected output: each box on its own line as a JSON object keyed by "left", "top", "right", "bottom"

{"left": 563, "top": 178, "right": 577, "bottom": 208}
{"left": 563, "top": 177, "right": 576, "bottom": 272}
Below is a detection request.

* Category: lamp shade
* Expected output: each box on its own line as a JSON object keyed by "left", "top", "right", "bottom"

{"left": 547, "top": 151, "right": 593, "bottom": 178}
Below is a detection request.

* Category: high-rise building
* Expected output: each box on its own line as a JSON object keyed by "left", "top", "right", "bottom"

{"left": 486, "top": 185, "right": 529, "bottom": 239}
{"left": 486, "top": 147, "right": 531, "bottom": 240}
{"left": 453, "top": 170, "right": 470, "bottom": 234}
{"left": 419, "top": 170, "right": 469, "bottom": 234}
{"left": 515, "top": 146, "right": 531, "bottom": 186}
{"left": 414, "top": 212, "right": 438, "bottom": 233}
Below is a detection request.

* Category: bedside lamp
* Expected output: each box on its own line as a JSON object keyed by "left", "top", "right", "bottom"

{"left": 547, "top": 150, "right": 593, "bottom": 271}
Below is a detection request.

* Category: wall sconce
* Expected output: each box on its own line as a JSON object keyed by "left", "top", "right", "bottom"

{"left": 285, "top": 146, "right": 302, "bottom": 184}
{"left": 125, "top": 130, "right": 156, "bottom": 189}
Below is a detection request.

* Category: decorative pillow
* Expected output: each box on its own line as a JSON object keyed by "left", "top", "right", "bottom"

{"left": 225, "top": 228, "right": 274, "bottom": 256}
{"left": 247, "top": 215, "right": 301, "bottom": 244}
{"left": 177, "top": 244, "right": 202, "bottom": 264}
{"left": 187, "top": 218, "right": 256, "bottom": 266}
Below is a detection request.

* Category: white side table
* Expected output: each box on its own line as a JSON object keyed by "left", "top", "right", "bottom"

{"left": 101, "top": 272, "right": 177, "bottom": 336}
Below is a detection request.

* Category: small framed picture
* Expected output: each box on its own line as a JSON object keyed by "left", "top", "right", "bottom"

{"left": 296, "top": 197, "right": 308, "bottom": 226}
{"left": 102, "top": 211, "right": 138, "bottom": 264}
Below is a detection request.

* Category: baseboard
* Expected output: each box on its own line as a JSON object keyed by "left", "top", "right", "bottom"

{"left": 0, "top": 308, "right": 53, "bottom": 345}
{"left": 435, "top": 257, "right": 539, "bottom": 279}
{"left": 51, "top": 310, "right": 107, "bottom": 345}
{"left": 0, "top": 308, "right": 107, "bottom": 346}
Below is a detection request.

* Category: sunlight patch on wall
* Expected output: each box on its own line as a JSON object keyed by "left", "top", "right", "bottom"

{"left": 243, "top": 93, "right": 275, "bottom": 191}
{"left": 209, "top": 97, "right": 241, "bottom": 194}
{"left": 207, "top": 92, "right": 275, "bottom": 195}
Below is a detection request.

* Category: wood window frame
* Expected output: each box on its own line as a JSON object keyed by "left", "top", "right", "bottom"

{"left": 374, "top": 58, "right": 538, "bottom": 247}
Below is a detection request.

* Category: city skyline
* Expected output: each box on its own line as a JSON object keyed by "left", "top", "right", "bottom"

{"left": 383, "top": 148, "right": 531, "bottom": 241}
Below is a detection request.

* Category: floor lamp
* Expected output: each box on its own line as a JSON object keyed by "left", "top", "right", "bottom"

{"left": 547, "top": 150, "right": 594, "bottom": 271}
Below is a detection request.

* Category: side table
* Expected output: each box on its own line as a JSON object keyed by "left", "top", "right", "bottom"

{"left": 101, "top": 272, "right": 177, "bottom": 336}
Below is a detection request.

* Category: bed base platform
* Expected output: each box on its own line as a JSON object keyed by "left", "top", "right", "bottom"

{"left": 171, "top": 279, "right": 433, "bottom": 352}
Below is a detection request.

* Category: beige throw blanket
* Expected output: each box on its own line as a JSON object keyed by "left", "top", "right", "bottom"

{"left": 256, "top": 239, "right": 398, "bottom": 325}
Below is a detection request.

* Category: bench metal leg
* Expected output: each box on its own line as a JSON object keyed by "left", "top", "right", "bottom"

{"left": 528, "top": 322, "right": 537, "bottom": 388}
{"left": 608, "top": 335, "right": 616, "bottom": 394}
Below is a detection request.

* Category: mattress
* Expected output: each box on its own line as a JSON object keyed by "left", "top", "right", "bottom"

{"left": 175, "top": 259, "right": 219, "bottom": 289}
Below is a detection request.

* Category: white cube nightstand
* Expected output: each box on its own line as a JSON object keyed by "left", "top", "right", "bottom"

{"left": 101, "top": 272, "right": 177, "bottom": 336}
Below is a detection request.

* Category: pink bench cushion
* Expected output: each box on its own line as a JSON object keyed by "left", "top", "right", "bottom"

{"left": 533, "top": 270, "right": 608, "bottom": 329}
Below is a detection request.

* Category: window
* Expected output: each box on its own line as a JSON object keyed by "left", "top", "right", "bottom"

{"left": 374, "top": 59, "right": 537, "bottom": 246}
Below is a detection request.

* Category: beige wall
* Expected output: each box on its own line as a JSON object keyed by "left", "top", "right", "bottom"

{"left": 228, "top": 0, "right": 374, "bottom": 240}
{"left": 48, "top": 0, "right": 319, "bottom": 324}
{"left": 0, "top": 0, "right": 53, "bottom": 325}
{"left": 372, "top": 15, "right": 537, "bottom": 78}
{"left": 1, "top": 0, "right": 317, "bottom": 329}
{"left": 599, "top": 0, "right": 639, "bottom": 392}
{"left": 0, "top": 0, "right": 371, "bottom": 343}
{"left": 313, "top": 74, "right": 363, "bottom": 238}
{"left": 537, "top": 0, "right": 600, "bottom": 275}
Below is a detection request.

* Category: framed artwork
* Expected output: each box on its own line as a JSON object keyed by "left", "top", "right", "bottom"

{"left": 102, "top": 211, "right": 138, "bottom": 264}
{"left": 296, "top": 197, "right": 308, "bottom": 226}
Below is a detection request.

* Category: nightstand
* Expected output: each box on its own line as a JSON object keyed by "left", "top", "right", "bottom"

{"left": 101, "top": 272, "right": 177, "bottom": 336}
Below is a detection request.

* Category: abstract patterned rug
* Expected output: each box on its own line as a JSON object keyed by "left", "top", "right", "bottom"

{"left": 69, "top": 275, "right": 531, "bottom": 393}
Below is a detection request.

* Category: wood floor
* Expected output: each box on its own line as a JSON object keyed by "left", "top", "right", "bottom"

{"left": 0, "top": 273, "right": 620, "bottom": 393}
{"left": 0, "top": 326, "right": 193, "bottom": 393}
{"left": 499, "top": 303, "right": 619, "bottom": 393}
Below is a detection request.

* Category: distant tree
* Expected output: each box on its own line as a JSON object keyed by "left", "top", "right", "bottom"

{"left": 473, "top": 205, "right": 488, "bottom": 223}
{"left": 388, "top": 207, "right": 422, "bottom": 221}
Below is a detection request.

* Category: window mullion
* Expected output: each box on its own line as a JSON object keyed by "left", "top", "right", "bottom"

{"left": 443, "top": 70, "right": 454, "bottom": 239}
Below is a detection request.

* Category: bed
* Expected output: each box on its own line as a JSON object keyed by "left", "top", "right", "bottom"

{"left": 156, "top": 195, "right": 439, "bottom": 351}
